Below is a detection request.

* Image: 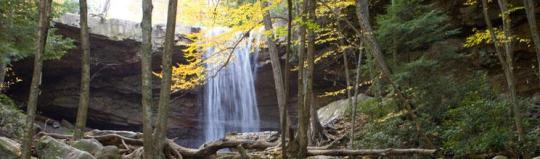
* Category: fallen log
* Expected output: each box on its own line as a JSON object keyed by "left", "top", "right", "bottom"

{"left": 307, "top": 148, "right": 437, "bottom": 156}
{"left": 169, "top": 138, "right": 277, "bottom": 158}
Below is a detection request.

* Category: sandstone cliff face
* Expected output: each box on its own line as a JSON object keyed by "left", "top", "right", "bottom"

{"left": 7, "top": 18, "right": 204, "bottom": 145}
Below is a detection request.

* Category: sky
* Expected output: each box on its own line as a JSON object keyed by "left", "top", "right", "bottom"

{"left": 86, "top": 0, "right": 215, "bottom": 26}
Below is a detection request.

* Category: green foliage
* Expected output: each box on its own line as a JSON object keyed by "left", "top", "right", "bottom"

{"left": 375, "top": 0, "right": 458, "bottom": 53}
{"left": 442, "top": 92, "right": 512, "bottom": 156}
{"left": 356, "top": 66, "right": 540, "bottom": 155}
{"left": 353, "top": 98, "right": 416, "bottom": 148}
{"left": 0, "top": 0, "right": 75, "bottom": 64}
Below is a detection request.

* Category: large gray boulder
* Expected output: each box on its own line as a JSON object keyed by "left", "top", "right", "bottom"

{"left": 36, "top": 136, "right": 96, "bottom": 159}
{"left": 95, "top": 145, "right": 121, "bottom": 159}
{"left": 72, "top": 139, "right": 103, "bottom": 155}
{"left": 492, "top": 155, "right": 509, "bottom": 159}
{"left": 317, "top": 94, "right": 371, "bottom": 126}
{"left": 0, "top": 137, "right": 21, "bottom": 159}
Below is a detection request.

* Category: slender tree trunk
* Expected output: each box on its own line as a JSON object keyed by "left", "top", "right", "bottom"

{"left": 523, "top": 0, "right": 540, "bottom": 82}
{"left": 481, "top": 0, "right": 527, "bottom": 157}
{"left": 21, "top": 0, "right": 52, "bottom": 158}
{"left": 282, "top": 0, "right": 293, "bottom": 158}
{"left": 309, "top": 95, "right": 325, "bottom": 144}
{"left": 497, "top": 0, "right": 528, "bottom": 157}
{"left": 351, "top": 44, "right": 364, "bottom": 149}
{"left": 261, "top": 2, "right": 289, "bottom": 153}
{"left": 0, "top": 62, "right": 6, "bottom": 92}
{"left": 296, "top": 0, "right": 309, "bottom": 158}
{"left": 497, "top": 0, "right": 523, "bottom": 135}
{"left": 340, "top": 41, "right": 354, "bottom": 149}
{"left": 390, "top": 0, "right": 398, "bottom": 65}
{"left": 141, "top": 0, "right": 154, "bottom": 158}
{"left": 355, "top": 0, "right": 393, "bottom": 79}
{"left": 74, "top": 0, "right": 91, "bottom": 140}
{"left": 305, "top": 0, "right": 323, "bottom": 146}
{"left": 154, "top": 0, "right": 177, "bottom": 158}
{"left": 355, "top": 0, "right": 433, "bottom": 148}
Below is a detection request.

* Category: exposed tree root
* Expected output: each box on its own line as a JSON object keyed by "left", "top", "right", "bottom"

{"left": 37, "top": 130, "right": 437, "bottom": 159}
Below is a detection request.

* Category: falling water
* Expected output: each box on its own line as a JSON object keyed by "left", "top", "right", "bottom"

{"left": 203, "top": 28, "right": 261, "bottom": 142}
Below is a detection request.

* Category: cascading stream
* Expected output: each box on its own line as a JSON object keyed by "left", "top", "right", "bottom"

{"left": 203, "top": 28, "right": 261, "bottom": 142}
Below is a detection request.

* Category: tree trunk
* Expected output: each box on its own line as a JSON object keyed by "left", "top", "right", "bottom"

{"left": 261, "top": 2, "right": 289, "bottom": 153}
{"left": 309, "top": 96, "right": 326, "bottom": 145}
{"left": 497, "top": 0, "right": 524, "bottom": 139}
{"left": 154, "top": 0, "right": 177, "bottom": 158}
{"left": 141, "top": 0, "right": 154, "bottom": 158}
{"left": 74, "top": 0, "right": 91, "bottom": 140}
{"left": 305, "top": 0, "right": 323, "bottom": 146}
{"left": 296, "top": 0, "right": 309, "bottom": 158}
{"left": 21, "top": 0, "right": 52, "bottom": 158}
{"left": 282, "top": 0, "right": 293, "bottom": 158}
{"left": 495, "top": 0, "right": 528, "bottom": 157}
{"left": 523, "top": 0, "right": 540, "bottom": 83}
{"left": 340, "top": 40, "right": 355, "bottom": 149}
{"left": 351, "top": 43, "right": 364, "bottom": 149}
{"left": 0, "top": 62, "right": 6, "bottom": 92}
{"left": 351, "top": 4, "right": 368, "bottom": 145}
{"left": 481, "top": 0, "right": 528, "bottom": 157}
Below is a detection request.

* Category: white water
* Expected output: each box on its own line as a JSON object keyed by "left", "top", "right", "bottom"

{"left": 203, "top": 28, "right": 261, "bottom": 142}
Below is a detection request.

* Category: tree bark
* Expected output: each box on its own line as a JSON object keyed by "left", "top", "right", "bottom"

{"left": 261, "top": 2, "right": 289, "bottom": 155}
{"left": 481, "top": 0, "right": 528, "bottom": 157}
{"left": 497, "top": 0, "right": 525, "bottom": 139}
{"left": 305, "top": 0, "right": 325, "bottom": 147}
{"left": 74, "top": 0, "right": 91, "bottom": 140}
{"left": 351, "top": 44, "right": 364, "bottom": 148}
{"left": 141, "top": 0, "right": 154, "bottom": 158}
{"left": 155, "top": 0, "right": 177, "bottom": 158}
{"left": 523, "top": 0, "right": 540, "bottom": 83}
{"left": 309, "top": 96, "right": 326, "bottom": 145}
{"left": 335, "top": 36, "right": 357, "bottom": 149}
{"left": 283, "top": 0, "right": 293, "bottom": 158}
{"left": 296, "top": 0, "right": 309, "bottom": 158}
{"left": 0, "top": 62, "right": 6, "bottom": 92}
{"left": 21, "top": 0, "right": 52, "bottom": 158}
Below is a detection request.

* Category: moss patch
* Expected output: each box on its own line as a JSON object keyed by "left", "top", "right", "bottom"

{"left": 0, "top": 94, "right": 26, "bottom": 139}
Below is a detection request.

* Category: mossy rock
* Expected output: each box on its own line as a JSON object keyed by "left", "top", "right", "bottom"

{"left": 95, "top": 145, "right": 120, "bottom": 159}
{"left": 72, "top": 139, "right": 103, "bottom": 155}
{"left": 37, "top": 136, "right": 96, "bottom": 159}
{"left": 0, "top": 94, "right": 26, "bottom": 139}
{"left": 0, "top": 137, "right": 21, "bottom": 159}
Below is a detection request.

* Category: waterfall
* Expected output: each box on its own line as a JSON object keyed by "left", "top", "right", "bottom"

{"left": 203, "top": 28, "right": 261, "bottom": 142}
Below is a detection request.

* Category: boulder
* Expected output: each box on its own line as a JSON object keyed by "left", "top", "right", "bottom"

{"left": 37, "top": 136, "right": 96, "bottom": 159}
{"left": 0, "top": 137, "right": 21, "bottom": 159}
{"left": 317, "top": 94, "right": 371, "bottom": 126}
{"left": 72, "top": 139, "right": 103, "bottom": 155}
{"left": 0, "top": 95, "right": 27, "bottom": 138}
{"left": 492, "top": 155, "right": 509, "bottom": 159}
{"left": 95, "top": 145, "right": 121, "bottom": 159}
{"left": 307, "top": 156, "right": 339, "bottom": 159}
